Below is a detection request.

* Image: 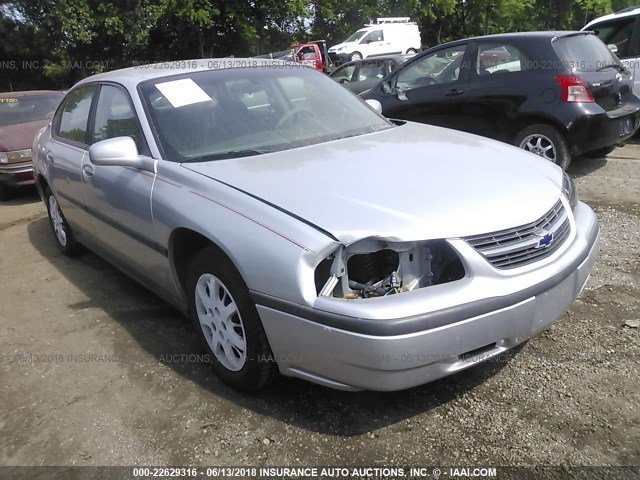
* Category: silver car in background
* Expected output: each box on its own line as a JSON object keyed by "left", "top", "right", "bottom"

{"left": 32, "top": 59, "right": 599, "bottom": 391}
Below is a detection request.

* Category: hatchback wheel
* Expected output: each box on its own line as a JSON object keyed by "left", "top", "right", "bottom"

{"left": 349, "top": 52, "right": 362, "bottom": 61}
{"left": 45, "top": 187, "right": 79, "bottom": 255}
{"left": 186, "top": 247, "right": 277, "bottom": 391}
{"left": 515, "top": 124, "right": 571, "bottom": 170}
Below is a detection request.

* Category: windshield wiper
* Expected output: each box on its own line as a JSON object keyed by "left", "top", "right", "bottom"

{"left": 182, "top": 149, "right": 269, "bottom": 163}
{"left": 596, "top": 63, "right": 625, "bottom": 72}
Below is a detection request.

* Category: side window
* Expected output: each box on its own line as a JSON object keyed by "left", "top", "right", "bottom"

{"left": 591, "top": 18, "right": 636, "bottom": 58}
{"left": 362, "top": 30, "right": 384, "bottom": 43}
{"left": 93, "top": 85, "right": 146, "bottom": 153}
{"left": 477, "top": 43, "right": 530, "bottom": 75}
{"left": 55, "top": 86, "right": 96, "bottom": 145}
{"left": 395, "top": 44, "right": 467, "bottom": 91}
{"left": 358, "top": 60, "right": 386, "bottom": 80}
{"left": 332, "top": 64, "right": 357, "bottom": 82}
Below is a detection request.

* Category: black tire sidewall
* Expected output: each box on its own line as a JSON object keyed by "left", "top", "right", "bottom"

{"left": 350, "top": 52, "right": 362, "bottom": 61}
{"left": 515, "top": 124, "right": 571, "bottom": 171}
{"left": 186, "top": 247, "right": 276, "bottom": 391}
{"left": 44, "top": 187, "right": 78, "bottom": 255}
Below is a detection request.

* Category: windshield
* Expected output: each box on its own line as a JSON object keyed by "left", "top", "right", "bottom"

{"left": 0, "top": 93, "right": 63, "bottom": 127}
{"left": 553, "top": 33, "right": 623, "bottom": 71}
{"left": 345, "top": 30, "right": 367, "bottom": 43}
{"left": 140, "top": 66, "right": 392, "bottom": 163}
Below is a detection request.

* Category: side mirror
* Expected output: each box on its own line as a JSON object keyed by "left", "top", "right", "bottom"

{"left": 382, "top": 81, "right": 393, "bottom": 94}
{"left": 365, "top": 99, "right": 383, "bottom": 114}
{"left": 89, "top": 137, "right": 155, "bottom": 173}
{"left": 607, "top": 44, "right": 619, "bottom": 55}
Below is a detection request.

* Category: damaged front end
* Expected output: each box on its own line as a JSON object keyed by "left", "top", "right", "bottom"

{"left": 314, "top": 238, "right": 466, "bottom": 300}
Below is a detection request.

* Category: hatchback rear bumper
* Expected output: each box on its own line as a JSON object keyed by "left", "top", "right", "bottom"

{"left": 568, "top": 107, "right": 640, "bottom": 156}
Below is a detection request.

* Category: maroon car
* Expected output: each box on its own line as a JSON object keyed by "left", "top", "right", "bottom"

{"left": 0, "top": 90, "right": 64, "bottom": 200}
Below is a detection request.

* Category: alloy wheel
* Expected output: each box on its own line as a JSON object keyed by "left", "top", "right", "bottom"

{"left": 48, "top": 195, "right": 67, "bottom": 247}
{"left": 519, "top": 133, "right": 557, "bottom": 162}
{"left": 195, "top": 273, "right": 247, "bottom": 371}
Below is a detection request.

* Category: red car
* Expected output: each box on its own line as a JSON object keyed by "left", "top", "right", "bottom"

{"left": 0, "top": 90, "right": 64, "bottom": 200}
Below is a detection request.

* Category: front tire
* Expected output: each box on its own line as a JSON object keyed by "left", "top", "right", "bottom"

{"left": 349, "top": 51, "right": 362, "bottom": 61}
{"left": 45, "top": 187, "right": 79, "bottom": 255}
{"left": 515, "top": 124, "right": 571, "bottom": 170}
{"left": 406, "top": 48, "right": 417, "bottom": 55}
{"left": 186, "top": 246, "right": 277, "bottom": 391}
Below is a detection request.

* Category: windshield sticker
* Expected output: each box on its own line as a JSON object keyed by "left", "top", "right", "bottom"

{"left": 154, "top": 78, "right": 211, "bottom": 108}
{"left": 0, "top": 98, "right": 18, "bottom": 104}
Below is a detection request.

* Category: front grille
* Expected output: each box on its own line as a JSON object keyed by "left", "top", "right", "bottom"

{"left": 464, "top": 199, "right": 571, "bottom": 269}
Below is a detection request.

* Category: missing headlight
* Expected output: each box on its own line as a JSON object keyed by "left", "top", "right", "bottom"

{"left": 315, "top": 239, "right": 465, "bottom": 299}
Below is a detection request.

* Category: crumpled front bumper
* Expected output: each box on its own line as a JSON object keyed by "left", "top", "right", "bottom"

{"left": 254, "top": 201, "right": 600, "bottom": 391}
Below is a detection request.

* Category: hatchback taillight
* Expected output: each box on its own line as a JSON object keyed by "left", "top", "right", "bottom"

{"left": 555, "top": 75, "right": 595, "bottom": 103}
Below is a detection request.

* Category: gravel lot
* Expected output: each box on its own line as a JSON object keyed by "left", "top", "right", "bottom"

{"left": 0, "top": 146, "right": 638, "bottom": 470}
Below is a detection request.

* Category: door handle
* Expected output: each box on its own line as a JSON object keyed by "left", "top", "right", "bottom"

{"left": 446, "top": 89, "right": 464, "bottom": 96}
{"left": 82, "top": 164, "right": 94, "bottom": 179}
{"left": 46, "top": 152, "right": 54, "bottom": 164}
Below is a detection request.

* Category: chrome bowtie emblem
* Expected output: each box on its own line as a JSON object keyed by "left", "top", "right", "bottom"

{"left": 534, "top": 229, "right": 554, "bottom": 249}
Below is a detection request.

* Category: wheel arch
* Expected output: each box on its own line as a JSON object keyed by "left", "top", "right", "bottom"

{"left": 169, "top": 227, "right": 241, "bottom": 299}
{"left": 502, "top": 114, "right": 569, "bottom": 144}
{"left": 35, "top": 173, "right": 50, "bottom": 201}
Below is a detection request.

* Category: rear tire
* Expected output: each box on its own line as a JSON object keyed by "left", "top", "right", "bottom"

{"left": 45, "top": 187, "right": 79, "bottom": 256}
{"left": 583, "top": 145, "right": 616, "bottom": 158}
{"left": 514, "top": 124, "right": 571, "bottom": 171}
{"left": 186, "top": 246, "right": 277, "bottom": 391}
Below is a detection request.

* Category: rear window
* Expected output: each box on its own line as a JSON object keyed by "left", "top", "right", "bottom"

{"left": 553, "top": 34, "right": 621, "bottom": 71}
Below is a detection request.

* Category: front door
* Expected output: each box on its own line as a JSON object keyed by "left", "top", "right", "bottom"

{"left": 379, "top": 43, "right": 472, "bottom": 132}
{"left": 81, "top": 83, "right": 158, "bottom": 269}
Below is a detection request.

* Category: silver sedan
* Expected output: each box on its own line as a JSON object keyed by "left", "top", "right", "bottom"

{"left": 32, "top": 59, "right": 599, "bottom": 391}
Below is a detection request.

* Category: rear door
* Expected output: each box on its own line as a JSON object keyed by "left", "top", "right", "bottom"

{"left": 377, "top": 43, "right": 473, "bottom": 131}
{"left": 47, "top": 85, "right": 98, "bottom": 232}
{"left": 81, "top": 83, "right": 158, "bottom": 268}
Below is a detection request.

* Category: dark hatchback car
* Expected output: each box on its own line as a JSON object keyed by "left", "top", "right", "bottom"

{"left": 0, "top": 90, "right": 64, "bottom": 199}
{"left": 362, "top": 31, "right": 640, "bottom": 169}
{"left": 330, "top": 55, "right": 408, "bottom": 95}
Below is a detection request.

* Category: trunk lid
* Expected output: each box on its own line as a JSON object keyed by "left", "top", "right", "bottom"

{"left": 553, "top": 32, "right": 634, "bottom": 112}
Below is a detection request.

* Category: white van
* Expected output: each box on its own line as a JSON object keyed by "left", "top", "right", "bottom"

{"left": 328, "top": 18, "right": 421, "bottom": 63}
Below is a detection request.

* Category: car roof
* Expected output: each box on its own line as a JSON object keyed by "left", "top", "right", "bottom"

{"left": 74, "top": 58, "right": 296, "bottom": 91}
{"left": 430, "top": 30, "right": 589, "bottom": 48}
{"left": 332, "top": 55, "right": 407, "bottom": 71}
{"left": 0, "top": 90, "right": 63, "bottom": 98}
{"left": 584, "top": 6, "right": 640, "bottom": 29}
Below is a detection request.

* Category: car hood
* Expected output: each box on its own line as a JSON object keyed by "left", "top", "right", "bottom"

{"left": 0, "top": 119, "right": 50, "bottom": 152}
{"left": 328, "top": 43, "right": 349, "bottom": 52}
{"left": 183, "top": 122, "right": 563, "bottom": 245}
